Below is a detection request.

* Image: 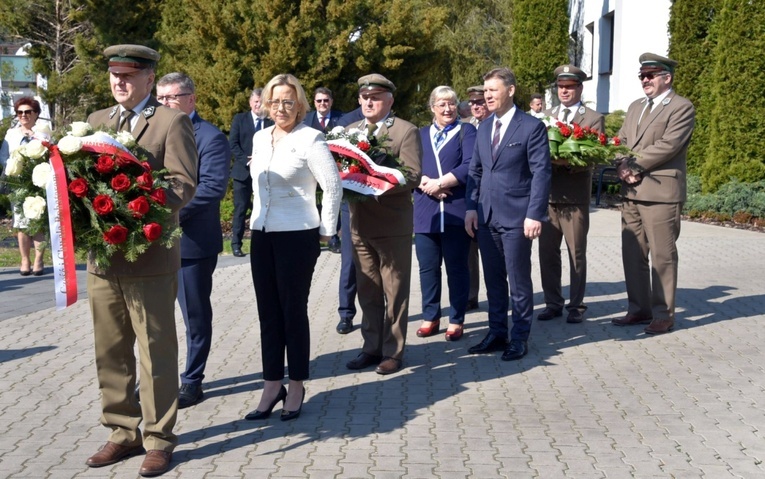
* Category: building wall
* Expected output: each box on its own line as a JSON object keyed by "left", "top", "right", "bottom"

{"left": 569, "top": 0, "right": 672, "bottom": 114}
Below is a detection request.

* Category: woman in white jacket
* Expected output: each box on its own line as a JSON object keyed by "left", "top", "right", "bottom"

{"left": 244, "top": 73, "right": 342, "bottom": 422}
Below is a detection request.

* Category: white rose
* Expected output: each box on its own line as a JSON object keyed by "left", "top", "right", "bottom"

{"left": 115, "top": 131, "right": 136, "bottom": 148}
{"left": 4, "top": 151, "right": 24, "bottom": 176}
{"left": 347, "top": 128, "right": 363, "bottom": 136}
{"left": 22, "top": 196, "right": 47, "bottom": 220}
{"left": 330, "top": 126, "right": 345, "bottom": 135}
{"left": 356, "top": 134, "right": 369, "bottom": 143}
{"left": 57, "top": 135, "right": 83, "bottom": 155}
{"left": 32, "top": 162, "right": 53, "bottom": 188}
{"left": 23, "top": 139, "right": 47, "bottom": 160}
{"left": 69, "top": 121, "right": 92, "bottom": 137}
{"left": 33, "top": 123, "right": 53, "bottom": 141}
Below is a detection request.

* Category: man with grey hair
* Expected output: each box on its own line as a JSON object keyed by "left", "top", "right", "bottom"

{"left": 229, "top": 88, "right": 273, "bottom": 257}
{"left": 156, "top": 72, "right": 231, "bottom": 408}
{"left": 84, "top": 44, "right": 198, "bottom": 477}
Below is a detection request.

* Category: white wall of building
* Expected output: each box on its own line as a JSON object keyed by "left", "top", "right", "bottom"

{"left": 569, "top": 0, "right": 672, "bottom": 114}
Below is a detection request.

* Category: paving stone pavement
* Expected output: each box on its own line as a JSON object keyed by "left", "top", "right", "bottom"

{"left": 1, "top": 207, "right": 764, "bottom": 478}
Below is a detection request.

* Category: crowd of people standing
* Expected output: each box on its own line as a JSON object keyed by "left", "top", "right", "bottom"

{"left": 1, "top": 41, "right": 694, "bottom": 477}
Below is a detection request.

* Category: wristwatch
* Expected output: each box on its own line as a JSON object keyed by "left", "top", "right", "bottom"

{"left": 436, "top": 179, "right": 442, "bottom": 189}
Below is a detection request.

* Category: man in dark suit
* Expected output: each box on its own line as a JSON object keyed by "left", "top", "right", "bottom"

{"left": 538, "top": 65, "right": 605, "bottom": 324}
{"left": 344, "top": 73, "right": 422, "bottom": 375}
{"left": 303, "top": 87, "right": 344, "bottom": 133}
{"left": 612, "top": 53, "right": 695, "bottom": 335}
{"left": 465, "top": 67, "right": 551, "bottom": 361}
{"left": 84, "top": 44, "right": 198, "bottom": 477}
{"left": 229, "top": 88, "right": 273, "bottom": 257}
{"left": 156, "top": 73, "right": 231, "bottom": 409}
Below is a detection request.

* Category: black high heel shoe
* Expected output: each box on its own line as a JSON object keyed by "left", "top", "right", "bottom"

{"left": 280, "top": 388, "right": 306, "bottom": 421}
{"left": 244, "top": 385, "right": 287, "bottom": 420}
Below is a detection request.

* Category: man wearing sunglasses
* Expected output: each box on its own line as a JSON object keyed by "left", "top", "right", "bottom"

{"left": 303, "top": 87, "right": 344, "bottom": 133}
{"left": 612, "top": 52, "right": 695, "bottom": 335}
{"left": 466, "top": 85, "right": 489, "bottom": 128}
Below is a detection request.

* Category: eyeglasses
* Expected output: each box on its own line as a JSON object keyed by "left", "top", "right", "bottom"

{"left": 433, "top": 102, "right": 456, "bottom": 110}
{"left": 468, "top": 100, "right": 485, "bottom": 106}
{"left": 156, "top": 93, "right": 192, "bottom": 103}
{"left": 16, "top": 110, "right": 35, "bottom": 117}
{"left": 638, "top": 72, "right": 669, "bottom": 81}
{"left": 267, "top": 99, "right": 296, "bottom": 110}
{"left": 314, "top": 99, "right": 331, "bottom": 104}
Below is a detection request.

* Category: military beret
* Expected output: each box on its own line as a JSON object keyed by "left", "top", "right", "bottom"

{"left": 467, "top": 85, "right": 484, "bottom": 94}
{"left": 553, "top": 64, "right": 586, "bottom": 83}
{"left": 104, "top": 44, "right": 160, "bottom": 73}
{"left": 639, "top": 52, "right": 678, "bottom": 73}
{"left": 358, "top": 73, "right": 396, "bottom": 93}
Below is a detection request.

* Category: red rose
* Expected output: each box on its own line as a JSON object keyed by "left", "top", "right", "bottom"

{"left": 599, "top": 133, "right": 607, "bottom": 145}
{"left": 612, "top": 137, "right": 621, "bottom": 146}
{"left": 143, "top": 222, "right": 162, "bottom": 242}
{"left": 357, "top": 141, "right": 371, "bottom": 152}
{"left": 348, "top": 165, "right": 361, "bottom": 174}
{"left": 573, "top": 125, "right": 584, "bottom": 140}
{"left": 559, "top": 125, "right": 572, "bottom": 137}
{"left": 136, "top": 171, "right": 153, "bottom": 191}
{"left": 149, "top": 188, "right": 166, "bottom": 205}
{"left": 103, "top": 225, "right": 129, "bottom": 244}
{"left": 110, "top": 173, "right": 131, "bottom": 192}
{"left": 128, "top": 196, "right": 150, "bottom": 218}
{"left": 68, "top": 178, "right": 89, "bottom": 198}
{"left": 93, "top": 194, "right": 115, "bottom": 215}
{"left": 95, "top": 155, "right": 115, "bottom": 174}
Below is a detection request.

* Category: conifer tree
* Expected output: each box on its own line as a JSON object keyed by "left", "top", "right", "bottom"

{"left": 510, "top": 0, "right": 568, "bottom": 107}
{"left": 701, "top": 0, "right": 765, "bottom": 191}
{"left": 668, "top": 0, "right": 721, "bottom": 176}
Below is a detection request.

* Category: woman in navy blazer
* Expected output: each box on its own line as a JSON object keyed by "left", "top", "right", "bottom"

{"left": 413, "top": 86, "right": 477, "bottom": 341}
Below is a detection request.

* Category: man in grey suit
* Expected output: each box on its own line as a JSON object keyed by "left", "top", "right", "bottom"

{"left": 538, "top": 65, "right": 605, "bottom": 324}
{"left": 611, "top": 52, "right": 695, "bottom": 335}
{"left": 84, "top": 44, "right": 198, "bottom": 477}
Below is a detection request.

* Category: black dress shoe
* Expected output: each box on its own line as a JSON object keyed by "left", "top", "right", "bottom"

{"left": 346, "top": 352, "right": 382, "bottom": 370}
{"left": 178, "top": 383, "right": 204, "bottom": 409}
{"left": 327, "top": 235, "right": 341, "bottom": 254}
{"left": 501, "top": 339, "right": 528, "bottom": 361}
{"left": 467, "top": 333, "right": 507, "bottom": 354}
{"left": 566, "top": 310, "right": 584, "bottom": 323}
{"left": 232, "top": 247, "right": 245, "bottom": 257}
{"left": 537, "top": 307, "right": 563, "bottom": 321}
{"left": 245, "top": 385, "right": 287, "bottom": 420}
{"left": 336, "top": 318, "right": 353, "bottom": 334}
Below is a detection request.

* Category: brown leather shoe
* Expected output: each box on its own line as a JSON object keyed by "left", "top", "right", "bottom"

{"left": 375, "top": 357, "right": 402, "bottom": 375}
{"left": 644, "top": 319, "right": 674, "bottom": 335}
{"left": 611, "top": 313, "right": 652, "bottom": 326}
{"left": 139, "top": 450, "right": 172, "bottom": 477}
{"left": 85, "top": 441, "right": 144, "bottom": 467}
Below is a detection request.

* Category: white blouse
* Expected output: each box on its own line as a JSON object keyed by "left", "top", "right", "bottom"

{"left": 249, "top": 123, "right": 342, "bottom": 236}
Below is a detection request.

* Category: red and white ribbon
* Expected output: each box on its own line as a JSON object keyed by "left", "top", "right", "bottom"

{"left": 328, "top": 139, "right": 406, "bottom": 196}
{"left": 45, "top": 145, "right": 78, "bottom": 309}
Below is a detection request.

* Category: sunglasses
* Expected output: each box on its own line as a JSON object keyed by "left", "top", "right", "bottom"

{"left": 638, "top": 72, "right": 669, "bottom": 81}
{"left": 315, "top": 99, "right": 331, "bottom": 103}
{"left": 468, "top": 100, "right": 485, "bottom": 106}
{"left": 17, "top": 110, "right": 35, "bottom": 117}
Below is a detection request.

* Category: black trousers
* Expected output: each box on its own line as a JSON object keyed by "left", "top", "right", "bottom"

{"left": 232, "top": 178, "right": 252, "bottom": 248}
{"left": 250, "top": 228, "right": 320, "bottom": 381}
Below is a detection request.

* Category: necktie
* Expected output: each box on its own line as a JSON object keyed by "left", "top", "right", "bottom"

{"left": 492, "top": 119, "right": 502, "bottom": 158}
{"left": 119, "top": 110, "right": 135, "bottom": 132}
{"left": 366, "top": 122, "right": 376, "bottom": 138}
{"left": 320, "top": 116, "right": 327, "bottom": 130}
{"left": 639, "top": 98, "right": 654, "bottom": 125}
{"left": 255, "top": 117, "right": 261, "bottom": 131}
{"left": 561, "top": 108, "right": 571, "bottom": 124}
